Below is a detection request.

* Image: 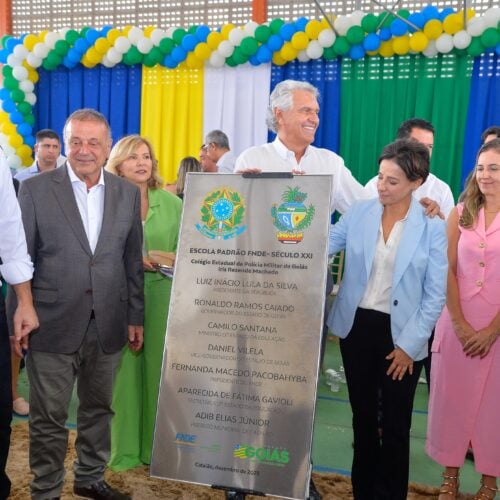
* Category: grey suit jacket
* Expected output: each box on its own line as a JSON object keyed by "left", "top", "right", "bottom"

{"left": 10, "top": 164, "right": 144, "bottom": 354}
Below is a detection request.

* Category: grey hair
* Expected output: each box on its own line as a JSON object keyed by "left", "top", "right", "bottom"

{"left": 63, "top": 108, "right": 112, "bottom": 144}
{"left": 266, "top": 80, "right": 319, "bottom": 133}
{"left": 205, "top": 130, "right": 230, "bottom": 150}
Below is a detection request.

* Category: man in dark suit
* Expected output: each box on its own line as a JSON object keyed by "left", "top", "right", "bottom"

{"left": 10, "top": 109, "right": 144, "bottom": 500}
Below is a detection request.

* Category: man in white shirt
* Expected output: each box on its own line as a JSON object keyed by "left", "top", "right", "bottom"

{"left": 199, "top": 144, "right": 218, "bottom": 173}
{"left": 364, "top": 118, "right": 455, "bottom": 219}
{"left": 0, "top": 150, "right": 38, "bottom": 499}
{"left": 14, "top": 129, "right": 63, "bottom": 182}
{"left": 204, "top": 129, "right": 236, "bottom": 173}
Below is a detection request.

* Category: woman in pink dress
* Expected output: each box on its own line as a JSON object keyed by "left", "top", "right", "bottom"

{"left": 426, "top": 139, "right": 500, "bottom": 499}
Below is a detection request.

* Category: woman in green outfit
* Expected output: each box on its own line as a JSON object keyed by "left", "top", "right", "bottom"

{"left": 106, "top": 135, "right": 182, "bottom": 471}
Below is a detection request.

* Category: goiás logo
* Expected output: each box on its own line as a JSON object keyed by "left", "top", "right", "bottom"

{"left": 174, "top": 433, "right": 197, "bottom": 447}
{"left": 233, "top": 444, "right": 289, "bottom": 466}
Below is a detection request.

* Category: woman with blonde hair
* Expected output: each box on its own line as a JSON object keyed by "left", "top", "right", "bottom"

{"left": 105, "top": 135, "right": 182, "bottom": 470}
{"left": 426, "top": 139, "right": 500, "bottom": 499}
{"left": 175, "top": 156, "right": 201, "bottom": 199}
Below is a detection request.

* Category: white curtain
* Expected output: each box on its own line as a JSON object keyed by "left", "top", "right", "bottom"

{"left": 203, "top": 63, "right": 271, "bottom": 158}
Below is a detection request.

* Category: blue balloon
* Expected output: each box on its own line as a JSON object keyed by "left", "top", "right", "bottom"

{"left": 0, "top": 49, "right": 8, "bottom": 63}
{"left": 422, "top": 5, "right": 440, "bottom": 21}
{"left": 181, "top": 34, "right": 198, "bottom": 52}
{"left": 257, "top": 45, "right": 272, "bottom": 63}
{"left": 0, "top": 88, "right": 10, "bottom": 101}
{"left": 439, "top": 8, "right": 455, "bottom": 21}
{"left": 162, "top": 54, "right": 177, "bottom": 68}
{"left": 196, "top": 25, "right": 210, "bottom": 42}
{"left": 5, "top": 37, "right": 20, "bottom": 52}
{"left": 74, "top": 38, "right": 90, "bottom": 53}
{"left": 391, "top": 19, "right": 408, "bottom": 36}
{"left": 349, "top": 44, "right": 365, "bottom": 60}
{"left": 85, "top": 28, "right": 100, "bottom": 44}
{"left": 67, "top": 48, "right": 82, "bottom": 63}
{"left": 295, "top": 17, "right": 308, "bottom": 31}
{"left": 279, "top": 23, "right": 296, "bottom": 41}
{"left": 171, "top": 46, "right": 187, "bottom": 63}
{"left": 496, "top": 43, "right": 500, "bottom": 56}
{"left": 267, "top": 34, "right": 284, "bottom": 51}
{"left": 63, "top": 55, "right": 78, "bottom": 68}
{"left": 24, "top": 135, "right": 35, "bottom": 147}
{"left": 363, "top": 33, "right": 381, "bottom": 51}
{"left": 407, "top": 13, "right": 426, "bottom": 32}
{"left": 10, "top": 111, "right": 24, "bottom": 124}
{"left": 100, "top": 26, "right": 112, "bottom": 36}
{"left": 17, "top": 123, "right": 32, "bottom": 136}
{"left": 1, "top": 99, "right": 16, "bottom": 113}
{"left": 379, "top": 28, "right": 392, "bottom": 41}
{"left": 248, "top": 54, "right": 260, "bottom": 66}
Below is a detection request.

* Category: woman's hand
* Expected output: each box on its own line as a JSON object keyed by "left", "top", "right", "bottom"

{"left": 386, "top": 347, "right": 414, "bottom": 381}
{"left": 452, "top": 319, "right": 476, "bottom": 347}
{"left": 143, "top": 257, "right": 156, "bottom": 272}
{"left": 463, "top": 325, "right": 499, "bottom": 358}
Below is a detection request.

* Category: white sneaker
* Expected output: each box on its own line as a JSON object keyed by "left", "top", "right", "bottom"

{"left": 13, "top": 397, "right": 29, "bottom": 416}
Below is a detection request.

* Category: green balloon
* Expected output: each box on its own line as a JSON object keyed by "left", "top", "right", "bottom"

{"left": 467, "top": 37, "right": 484, "bottom": 57}
{"left": 65, "top": 29, "right": 80, "bottom": 44}
{"left": 148, "top": 47, "right": 163, "bottom": 64}
{"left": 54, "top": 40, "right": 69, "bottom": 56}
{"left": 46, "top": 51, "right": 62, "bottom": 67}
{"left": 232, "top": 47, "right": 248, "bottom": 65}
{"left": 80, "top": 26, "right": 90, "bottom": 37}
{"left": 480, "top": 27, "right": 500, "bottom": 48}
{"left": 1, "top": 35, "right": 11, "bottom": 49}
{"left": 188, "top": 25, "right": 198, "bottom": 35}
{"left": 142, "top": 54, "right": 157, "bottom": 67}
{"left": 240, "top": 37, "right": 258, "bottom": 56}
{"left": 346, "top": 26, "right": 364, "bottom": 45}
{"left": 124, "top": 46, "right": 142, "bottom": 65}
{"left": 269, "top": 18, "right": 285, "bottom": 34}
{"left": 226, "top": 55, "right": 237, "bottom": 67}
{"left": 10, "top": 89, "right": 25, "bottom": 103}
{"left": 333, "top": 36, "right": 350, "bottom": 56}
{"left": 380, "top": 13, "right": 395, "bottom": 29}
{"left": 255, "top": 25, "right": 271, "bottom": 43}
{"left": 18, "top": 102, "right": 31, "bottom": 115}
{"left": 397, "top": 9, "right": 410, "bottom": 19}
{"left": 361, "top": 14, "right": 379, "bottom": 33}
{"left": 323, "top": 46, "right": 336, "bottom": 60}
{"left": 172, "top": 28, "right": 187, "bottom": 45}
{"left": 24, "top": 114, "right": 35, "bottom": 126}
{"left": 42, "top": 60, "right": 56, "bottom": 71}
{"left": 2, "top": 65, "right": 13, "bottom": 77}
{"left": 159, "top": 37, "right": 174, "bottom": 54}
{"left": 3, "top": 76, "right": 19, "bottom": 90}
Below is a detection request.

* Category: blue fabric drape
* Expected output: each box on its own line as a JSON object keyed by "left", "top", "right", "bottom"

{"left": 269, "top": 59, "right": 341, "bottom": 154}
{"left": 34, "top": 64, "right": 142, "bottom": 144}
{"left": 461, "top": 52, "right": 499, "bottom": 188}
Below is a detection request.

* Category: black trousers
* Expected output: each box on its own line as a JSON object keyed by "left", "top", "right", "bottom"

{"left": 340, "top": 308, "right": 422, "bottom": 500}
{"left": 0, "top": 294, "right": 12, "bottom": 499}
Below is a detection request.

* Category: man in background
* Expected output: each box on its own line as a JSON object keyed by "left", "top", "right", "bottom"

{"left": 204, "top": 130, "right": 236, "bottom": 173}
{"left": 199, "top": 144, "right": 218, "bottom": 173}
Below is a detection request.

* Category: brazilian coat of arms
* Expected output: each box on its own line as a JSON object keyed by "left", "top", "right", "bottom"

{"left": 271, "top": 187, "right": 315, "bottom": 244}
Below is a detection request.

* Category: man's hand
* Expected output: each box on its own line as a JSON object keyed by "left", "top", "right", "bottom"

{"left": 386, "top": 347, "right": 414, "bottom": 381}
{"left": 419, "top": 197, "right": 444, "bottom": 219}
{"left": 143, "top": 257, "right": 156, "bottom": 272}
{"left": 128, "top": 325, "right": 144, "bottom": 351}
{"left": 12, "top": 281, "right": 39, "bottom": 357}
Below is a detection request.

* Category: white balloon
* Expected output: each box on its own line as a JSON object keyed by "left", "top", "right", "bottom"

{"left": 106, "top": 47, "right": 122, "bottom": 64}
{"left": 12, "top": 66, "right": 29, "bottom": 81}
{"left": 297, "top": 49, "right": 311, "bottom": 62}
{"left": 19, "top": 80, "right": 34, "bottom": 93}
{"left": 436, "top": 34, "right": 454, "bottom": 53}
{"left": 44, "top": 32, "right": 62, "bottom": 49}
{"left": 423, "top": 40, "right": 438, "bottom": 57}
{"left": 209, "top": 51, "right": 226, "bottom": 68}
{"left": 127, "top": 27, "right": 144, "bottom": 44}
{"left": 318, "top": 29, "right": 336, "bottom": 48}
{"left": 150, "top": 29, "right": 165, "bottom": 45}
{"left": 114, "top": 36, "right": 132, "bottom": 54}
{"left": 334, "top": 16, "right": 351, "bottom": 36}
{"left": 101, "top": 55, "right": 113, "bottom": 68}
{"left": 306, "top": 40, "right": 324, "bottom": 59}
{"left": 244, "top": 21, "right": 259, "bottom": 36}
{"left": 453, "top": 30, "right": 471, "bottom": 49}
{"left": 1, "top": 143, "right": 15, "bottom": 156}
{"left": 6, "top": 54, "right": 22, "bottom": 67}
{"left": 58, "top": 27, "right": 71, "bottom": 37}
{"left": 351, "top": 10, "right": 365, "bottom": 25}
{"left": 466, "top": 18, "right": 485, "bottom": 36}
{"left": 483, "top": 7, "right": 500, "bottom": 28}
{"left": 13, "top": 44, "right": 29, "bottom": 59}
{"left": 33, "top": 42, "right": 50, "bottom": 58}
{"left": 137, "top": 37, "right": 153, "bottom": 54}
{"left": 228, "top": 28, "right": 245, "bottom": 46}
{"left": 24, "top": 92, "right": 37, "bottom": 105}
{"left": 7, "top": 154, "right": 22, "bottom": 170}
{"left": 217, "top": 40, "right": 234, "bottom": 57}
{"left": 165, "top": 27, "right": 176, "bottom": 38}
{"left": 26, "top": 53, "right": 42, "bottom": 68}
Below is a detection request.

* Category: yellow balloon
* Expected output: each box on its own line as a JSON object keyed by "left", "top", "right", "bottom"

{"left": 272, "top": 52, "right": 287, "bottom": 66}
{"left": 443, "top": 13, "right": 463, "bottom": 35}
{"left": 194, "top": 42, "right": 211, "bottom": 60}
{"left": 305, "top": 19, "right": 323, "bottom": 40}
{"left": 186, "top": 53, "right": 204, "bottom": 69}
{"left": 17, "top": 145, "right": 33, "bottom": 160}
{"left": 144, "top": 26, "right": 156, "bottom": 37}
{"left": 81, "top": 55, "right": 96, "bottom": 68}
{"left": 321, "top": 16, "right": 335, "bottom": 29}
{"left": 2, "top": 122, "right": 16, "bottom": 135}
{"left": 107, "top": 28, "right": 121, "bottom": 44}
{"left": 122, "top": 26, "right": 133, "bottom": 36}
{"left": 280, "top": 42, "right": 297, "bottom": 61}
{"left": 423, "top": 19, "right": 443, "bottom": 40}
{"left": 0, "top": 111, "right": 9, "bottom": 122}
{"left": 28, "top": 68, "right": 39, "bottom": 83}
{"left": 221, "top": 24, "right": 236, "bottom": 39}
{"left": 86, "top": 47, "right": 102, "bottom": 64}
{"left": 291, "top": 32, "right": 309, "bottom": 50}
{"left": 24, "top": 34, "right": 39, "bottom": 51}
{"left": 207, "top": 32, "right": 223, "bottom": 50}
{"left": 38, "top": 30, "right": 49, "bottom": 41}
{"left": 379, "top": 40, "right": 395, "bottom": 58}
{"left": 393, "top": 35, "right": 410, "bottom": 55}
{"left": 466, "top": 8, "right": 475, "bottom": 21}
{"left": 409, "top": 32, "right": 429, "bottom": 52}
{"left": 95, "top": 38, "right": 110, "bottom": 54}
{"left": 9, "top": 133, "right": 23, "bottom": 148}
{"left": 22, "top": 155, "right": 32, "bottom": 167}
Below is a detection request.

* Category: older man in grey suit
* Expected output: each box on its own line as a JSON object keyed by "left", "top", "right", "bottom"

{"left": 11, "top": 109, "right": 144, "bottom": 500}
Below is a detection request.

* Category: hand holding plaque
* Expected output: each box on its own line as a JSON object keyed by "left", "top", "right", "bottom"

{"left": 148, "top": 250, "right": 176, "bottom": 278}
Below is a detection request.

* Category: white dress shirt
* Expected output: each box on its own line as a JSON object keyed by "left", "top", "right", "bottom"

{"left": 217, "top": 150, "right": 236, "bottom": 173}
{"left": 67, "top": 164, "right": 105, "bottom": 254}
{"left": 364, "top": 172, "right": 455, "bottom": 219}
{"left": 0, "top": 151, "right": 34, "bottom": 286}
{"left": 235, "top": 137, "right": 367, "bottom": 214}
{"left": 358, "top": 214, "right": 408, "bottom": 314}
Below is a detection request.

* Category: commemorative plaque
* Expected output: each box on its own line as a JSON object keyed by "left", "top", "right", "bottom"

{"left": 151, "top": 173, "right": 332, "bottom": 499}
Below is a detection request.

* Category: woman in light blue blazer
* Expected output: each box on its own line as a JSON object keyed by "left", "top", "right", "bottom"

{"left": 327, "top": 139, "right": 448, "bottom": 499}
